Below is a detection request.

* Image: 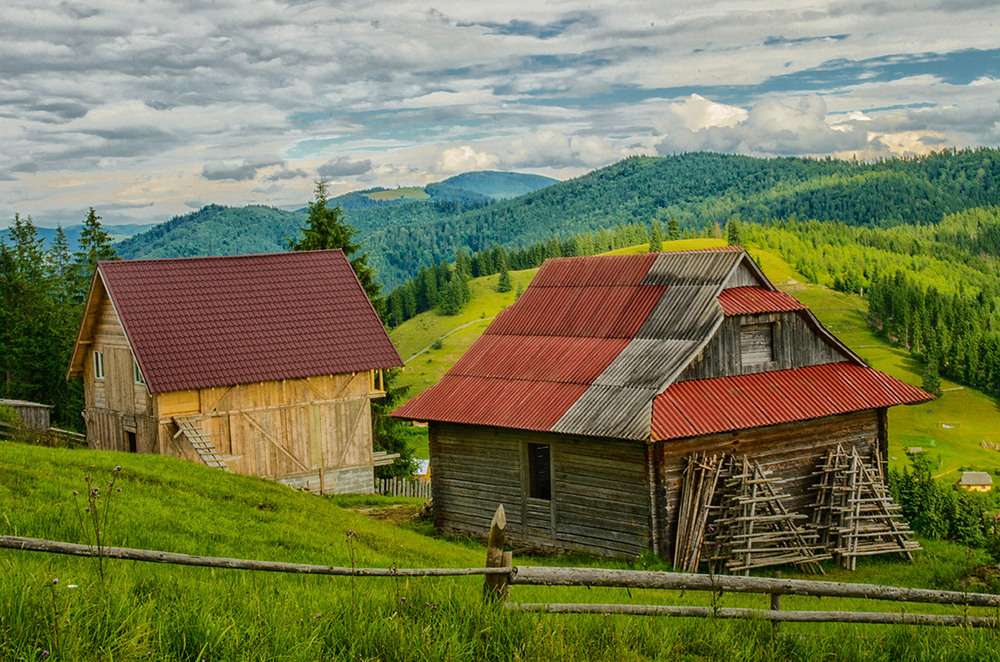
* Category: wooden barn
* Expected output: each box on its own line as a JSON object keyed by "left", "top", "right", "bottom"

{"left": 67, "top": 250, "right": 403, "bottom": 493}
{"left": 393, "top": 248, "right": 931, "bottom": 562}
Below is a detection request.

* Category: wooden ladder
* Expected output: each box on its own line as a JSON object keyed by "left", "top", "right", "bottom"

{"left": 173, "top": 417, "right": 231, "bottom": 471}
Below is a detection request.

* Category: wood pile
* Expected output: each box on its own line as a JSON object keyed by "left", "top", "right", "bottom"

{"left": 708, "top": 457, "right": 830, "bottom": 576}
{"left": 673, "top": 452, "right": 725, "bottom": 572}
{"left": 811, "top": 444, "right": 920, "bottom": 570}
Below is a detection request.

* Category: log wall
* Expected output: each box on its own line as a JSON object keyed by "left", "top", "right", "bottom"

{"left": 431, "top": 423, "right": 650, "bottom": 557}
{"left": 656, "top": 409, "right": 884, "bottom": 562}
{"left": 678, "top": 312, "right": 845, "bottom": 382}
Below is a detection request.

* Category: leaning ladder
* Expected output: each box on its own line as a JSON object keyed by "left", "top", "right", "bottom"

{"left": 173, "top": 417, "right": 231, "bottom": 471}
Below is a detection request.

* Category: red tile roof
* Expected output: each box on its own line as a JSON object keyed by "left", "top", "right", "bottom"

{"left": 95, "top": 250, "right": 401, "bottom": 393}
{"left": 718, "top": 287, "right": 807, "bottom": 315}
{"left": 393, "top": 248, "right": 929, "bottom": 441}
{"left": 651, "top": 362, "right": 931, "bottom": 441}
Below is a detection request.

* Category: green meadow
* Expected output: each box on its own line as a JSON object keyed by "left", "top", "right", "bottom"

{"left": 3, "top": 441, "right": 1000, "bottom": 661}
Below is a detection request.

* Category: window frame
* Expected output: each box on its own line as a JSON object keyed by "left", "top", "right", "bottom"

{"left": 133, "top": 357, "right": 145, "bottom": 385}
{"left": 526, "top": 443, "right": 552, "bottom": 501}
{"left": 93, "top": 350, "right": 105, "bottom": 380}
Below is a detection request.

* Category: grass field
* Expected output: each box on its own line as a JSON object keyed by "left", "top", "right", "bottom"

{"left": 389, "top": 239, "right": 1000, "bottom": 477}
{"left": 3, "top": 441, "right": 1000, "bottom": 660}
{"left": 364, "top": 187, "right": 430, "bottom": 201}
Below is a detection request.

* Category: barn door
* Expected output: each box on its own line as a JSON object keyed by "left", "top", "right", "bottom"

{"left": 522, "top": 442, "right": 555, "bottom": 540}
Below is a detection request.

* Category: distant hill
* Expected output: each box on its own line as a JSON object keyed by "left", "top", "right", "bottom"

{"left": 0, "top": 222, "right": 154, "bottom": 252}
{"left": 115, "top": 205, "right": 306, "bottom": 260}
{"left": 111, "top": 150, "right": 1000, "bottom": 287}
{"left": 329, "top": 171, "right": 557, "bottom": 211}
{"left": 437, "top": 171, "right": 558, "bottom": 200}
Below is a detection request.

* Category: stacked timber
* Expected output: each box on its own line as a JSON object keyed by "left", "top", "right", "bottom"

{"left": 811, "top": 445, "right": 919, "bottom": 570}
{"left": 708, "top": 457, "right": 830, "bottom": 576}
{"left": 673, "top": 453, "right": 725, "bottom": 572}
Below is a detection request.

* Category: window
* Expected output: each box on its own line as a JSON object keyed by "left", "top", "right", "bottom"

{"left": 369, "top": 369, "right": 384, "bottom": 395}
{"left": 133, "top": 358, "right": 145, "bottom": 385}
{"left": 527, "top": 443, "right": 551, "bottom": 500}
{"left": 93, "top": 351, "right": 105, "bottom": 380}
{"left": 740, "top": 323, "right": 774, "bottom": 366}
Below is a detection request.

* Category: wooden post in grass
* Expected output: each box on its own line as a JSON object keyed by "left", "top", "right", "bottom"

{"left": 483, "top": 505, "right": 508, "bottom": 601}
{"left": 770, "top": 571, "right": 782, "bottom": 634}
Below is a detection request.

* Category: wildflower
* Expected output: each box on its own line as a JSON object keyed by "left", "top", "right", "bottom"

{"left": 114, "top": 465, "right": 121, "bottom": 472}
{"left": 42, "top": 650, "right": 49, "bottom": 656}
{"left": 72, "top": 490, "right": 78, "bottom": 496}
{"left": 117, "top": 487, "right": 122, "bottom": 492}
{"left": 346, "top": 529, "right": 356, "bottom": 538}
{"left": 52, "top": 578, "right": 58, "bottom": 585}
{"left": 85, "top": 474, "right": 90, "bottom": 481}
{"left": 68, "top": 584, "right": 78, "bottom": 589}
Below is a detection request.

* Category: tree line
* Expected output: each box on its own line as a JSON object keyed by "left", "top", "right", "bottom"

{"left": 0, "top": 210, "right": 117, "bottom": 425}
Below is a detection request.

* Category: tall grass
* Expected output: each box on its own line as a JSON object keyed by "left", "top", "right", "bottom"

{"left": 3, "top": 443, "right": 1000, "bottom": 660}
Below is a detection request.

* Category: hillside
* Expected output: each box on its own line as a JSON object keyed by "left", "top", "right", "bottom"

{"left": 3, "top": 438, "right": 1000, "bottom": 659}
{"left": 390, "top": 239, "right": 1000, "bottom": 478}
{"left": 110, "top": 150, "right": 1000, "bottom": 287}
{"left": 0, "top": 222, "right": 154, "bottom": 252}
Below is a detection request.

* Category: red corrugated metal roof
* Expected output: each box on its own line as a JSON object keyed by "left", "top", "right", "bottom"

{"left": 651, "top": 362, "right": 931, "bottom": 441}
{"left": 97, "top": 250, "right": 402, "bottom": 393}
{"left": 718, "top": 287, "right": 807, "bottom": 315}
{"left": 450, "top": 335, "right": 630, "bottom": 384}
{"left": 485, "top": 285, "right": 667, "bottom": 338}
{"left": 392, "top": 375, "right": 588, "bottom": 432}
{"left": 531, "top": 253, "right": 658, "bottom": 287}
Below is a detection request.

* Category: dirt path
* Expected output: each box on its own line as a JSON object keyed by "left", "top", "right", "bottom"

{"left": 404, "top": 316, "right": 497, "bottom": 364}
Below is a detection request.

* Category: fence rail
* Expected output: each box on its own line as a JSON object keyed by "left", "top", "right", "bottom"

{"left": 378, "top": 476, "right": 431, "bottom": 499}
{"left": 4, "top": 504, "right": 1000, "bottom": 629}
{"left": 0, "top": 421, "right": 86, "bottom": 448}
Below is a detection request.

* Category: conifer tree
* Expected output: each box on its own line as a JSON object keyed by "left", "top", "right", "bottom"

{"left": 726, "top": 216, "right": 742, "bottom": 246}
{"left": 648, "top": 219, "right": 663, "bottom": 252}
{"left": 289, "top": 179, "right": 383, "bottom": 316}
{"left": 668, "top": 216, "right": 681, "bottom": 240}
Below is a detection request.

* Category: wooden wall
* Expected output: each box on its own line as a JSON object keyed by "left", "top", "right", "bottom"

{"left": 678, "top": 312, "right": 846, "bottom": 382}
{"left": 156, "top": 371, "right": 377, "bottom": 489}
{"left": 431, "top": 423, "right": 650, "bottom": 557}
{"left": 655, "top": 409, "right": 883, "bottom": 562}
{"left": 83, "top": 294, "right": 156, "bottom": 452}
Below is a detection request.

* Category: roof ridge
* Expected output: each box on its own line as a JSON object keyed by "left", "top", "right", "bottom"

{"left": 98, "top": 248, "right": 345, "bottom": 266}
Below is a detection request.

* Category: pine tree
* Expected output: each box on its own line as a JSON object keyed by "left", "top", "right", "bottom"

{"left": 922, "top": 354, "right": 942, "bottom": 397}
{"left": 726, "top": 216, "right": 743, "bottom": 246}
{"left": 648, "top": 219, "right": 663, "bottom": 253}
{"left": 289, "top": 179, "right": 383, "bottom": 316}
{"left": 668, "top": 216, "right": 681, "bottom": 240}
{"left": 72, "top": 208, "right": 117, "bottom": 303}
{"left": 438, "top": 276, "right": 464, "bottom": 315}
{"left": 496, "top": 249, "right": 512, "bottom": 293}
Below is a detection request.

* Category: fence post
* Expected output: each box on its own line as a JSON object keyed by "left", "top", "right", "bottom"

{"left": 770, "top": 570, "right": 782, "bottom": 633}
{"left": 483, "top": 505, "right": 508, "bottom": 602}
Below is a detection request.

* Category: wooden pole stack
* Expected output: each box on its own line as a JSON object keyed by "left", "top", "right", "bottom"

{"left": 708, "top": 457, "right": 830, "bottom": 576}
{"left": 811, "top": 445, "right": 919, "bottom": 570}
{"left": 673, "top": 452, "right": 726, "bottom": 572}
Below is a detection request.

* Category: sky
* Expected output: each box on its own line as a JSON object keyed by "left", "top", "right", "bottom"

{"left": 2, "top": 0, "right": 999, "bottom": 228}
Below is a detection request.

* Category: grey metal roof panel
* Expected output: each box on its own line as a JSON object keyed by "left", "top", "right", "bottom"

{"left": 592, "top": 339, "right": 699, "bottom": 389}
{"left": 635, "top": 285, "right": 722, "bottom": 341}
{"left": 552, "top": 385, "right": 658, "bottom": 440}
{"left": 642, "top": 251, "right": 743, "bottom": 286}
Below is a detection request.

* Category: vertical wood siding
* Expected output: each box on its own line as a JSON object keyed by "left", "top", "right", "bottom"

{"left": 431, "top": 423, "right": 650, "bottom": 557}
{"left": 677, "top": 312, "right": 846, "bottom": 382}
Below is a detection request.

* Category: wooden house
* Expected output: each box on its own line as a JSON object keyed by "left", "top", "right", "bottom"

{"left": 0, "top": 398, "right": 52, "bottom": 430}
{"left": 67, "top": 250, "right": 403, "bottom": 493}
{"left": 956, "top": 472, "right": 993, "bottom": 492}
{"left": 393, "top": 248, "right": 930, "bottom": 559}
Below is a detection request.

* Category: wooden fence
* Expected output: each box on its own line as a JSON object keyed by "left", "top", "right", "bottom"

{"left": 0, "top": 420, "right": 86, "bottom": 448}
{"left": 378, "top": 476, "right": 431, "bottom": 499}
{"left": 3, "top": 504, "right": 1000, "bottom": 628}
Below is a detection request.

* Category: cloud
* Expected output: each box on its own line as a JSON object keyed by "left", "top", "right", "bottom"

{"left": 436, "top": 146, "right": 499, "bottom": 173}
{"left": 656, "top": 95, "right": 871, "bottom": 157}
{"left": 202, "top": 162, "right": 260, "bottom": 181}
{"left": 317, "top": 156, "right": 373, "bottom": 178}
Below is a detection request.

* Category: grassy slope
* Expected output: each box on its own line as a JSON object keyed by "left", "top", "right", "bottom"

{"left": 3, "top": 443, "right": 1000, "bottom": 660}
{"left": 390, "top": 239, "right": 1000, "bottom": 476}
{"left": 365, "top": 187, "right": 429, "bottom": 201}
